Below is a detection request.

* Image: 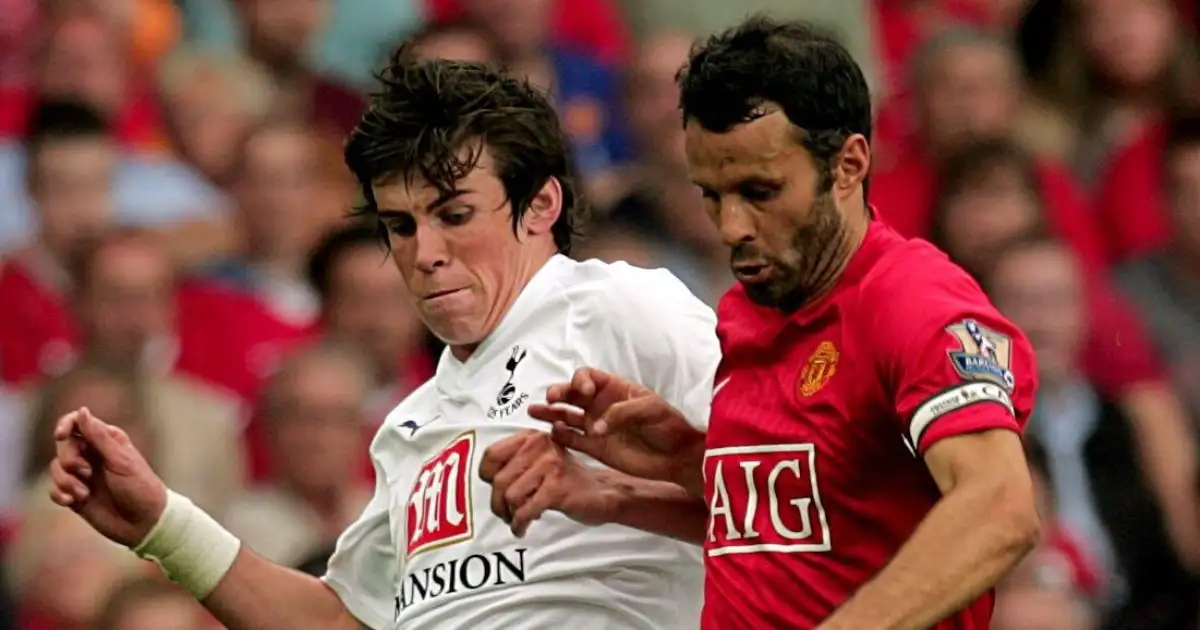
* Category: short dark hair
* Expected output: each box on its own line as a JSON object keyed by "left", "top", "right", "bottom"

{"left": 307, "top": 221, "right": 385, "bottom": 302}
{"left": 977, "top": 230, "right": 1065, "bottom": 295}
{"left": 345, "top": 46, "right": 583, "bottom": 254}
{"left": 25, "top": 100, "right": 109, "bottom": 181}
{"left": 676, "top": 16, "right": 872, "bottom": 189}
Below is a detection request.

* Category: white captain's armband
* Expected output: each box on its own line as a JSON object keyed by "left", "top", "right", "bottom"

{"left": 909, "top": 382, "right": 1015, "bottom": 448}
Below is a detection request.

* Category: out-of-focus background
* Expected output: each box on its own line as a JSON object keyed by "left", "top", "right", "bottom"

{"left": 0, "top": 0, "right": 1197, "bottom": 628}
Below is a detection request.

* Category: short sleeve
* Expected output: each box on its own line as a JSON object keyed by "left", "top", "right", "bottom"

{"left": 321, "top": 460, "right": 396, "bottom": 630}
{"left": 874, "top": 275, "right": 1037, "bottom": 455}
{"left": 572, "top": 265, "right": 721, "bottom": 429}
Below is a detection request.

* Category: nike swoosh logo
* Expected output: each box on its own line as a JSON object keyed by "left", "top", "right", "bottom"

{"left": 402, "top": 415, "right": 442, "bottom": 436}
{"left": 713, "top": 377, "right": 732, "bottom": 397}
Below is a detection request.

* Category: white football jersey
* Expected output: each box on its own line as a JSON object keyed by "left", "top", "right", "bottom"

{"left": 322, "top": 255, "right": 720, "bottom": 630}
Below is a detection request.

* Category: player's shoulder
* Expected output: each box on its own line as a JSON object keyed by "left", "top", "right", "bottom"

{"left": 857, "top": 228, "right": 991, "bottom": 316}
{"left": 373, "top": 380, "right": 440, "bottom": 444}
{"left": 558, "top": 257, "right": 715, "bottom": 329}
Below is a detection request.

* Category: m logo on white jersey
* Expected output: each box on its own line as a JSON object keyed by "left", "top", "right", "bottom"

{"left": 407, "top": 432, "right": 476, "bottom": 557}
{"left": 703, "top": 443, "right": 831, "bottom": 557}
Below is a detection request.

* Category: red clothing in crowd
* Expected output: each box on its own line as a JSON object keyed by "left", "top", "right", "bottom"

{"left": 423, "top": 0, "right": 629, "bottom": 65}
{"left": 0, "top": 82, "right": 166, "bottom": 150}
{"left": 870, "top": 158, "right": 1166, "bottom": 398}
{"left": 0, "top": 259, "right": 312, "bottom": 399}
{"left": 1093, "top": 122, "right": 1170, "bottom": 264}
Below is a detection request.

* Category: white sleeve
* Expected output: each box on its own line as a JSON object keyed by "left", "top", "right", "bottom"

{"left": 321, "top": 459, "right": 396, "bottom": 630}
{"left": 574, "top": 267, "right": 721, "bottom": 429}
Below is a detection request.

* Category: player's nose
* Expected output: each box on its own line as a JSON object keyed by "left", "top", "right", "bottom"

{"left": 412, "top": 223, "right": 450, "bottom": 273}
{"left": 717, "top": 201, "right": 756, "bottom": 247}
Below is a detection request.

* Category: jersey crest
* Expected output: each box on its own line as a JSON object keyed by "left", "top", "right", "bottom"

{"left": 488, "top": 346, "right": 529, "bottom": 419}
{"left": 944, "top": 320, "right": 1015, "bottom": 391}
{"left": 798, "top": 341, "right": 839, "bottom": 398}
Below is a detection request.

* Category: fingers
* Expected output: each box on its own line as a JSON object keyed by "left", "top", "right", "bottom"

{"left": 76, "top": 407, "right": 120, "bottom": 458}
{"left": 526, "top": 403, "right": 586, "bottom": 430}
{"left": 48, "top": 458, "right": 89, "bottom": 508}
{"left": 510, "top": 483, "right": 556, "bottom": 538}
{"left": 593, "top": 395, "right": 664, "bottom": 436}
{"left": 486, "top": 437, "right": 542, "bottom": 523}
{"left": 54, "top": 411, "right": 93, "bottom": 480}
{"left": 479, "top": 431, "right": 539, "bottom": 483}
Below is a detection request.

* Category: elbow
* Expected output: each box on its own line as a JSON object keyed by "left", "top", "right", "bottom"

{"left": 996, "top": 479, "right": 1042, "bottom": 562}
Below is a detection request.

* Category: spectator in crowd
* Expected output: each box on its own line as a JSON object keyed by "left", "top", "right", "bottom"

{"left": 66, "top": 229, "right": 246, "bottom": 515}
{"left": 1115, "top": 111, "right": 1200, "bottom": 417}
{"left": 1030, "top": 0, "right": 1194, "bottom": 186}
{"left": 231, "top": 0, "right": 366, "bottom": 138}
{"left": 456, "top": 0, "right": 634, "bottom": 203}
{"left": 306, "top": 224, "right": 433, "bottom": 423}
{"left": 177, "top": 0, "right": 421, "bottom": 89}
{"left": 4, "top": 505, "right": 145, "bottom": 630}
{"left": 986, "top": 234, "right": 1200, "bottom": 628}
{"left": 871, "top": 27, "right": 1105, "bottom": 268}
{"left": 94, "top": 578, "right": 210, "bottom": 630}
{"left": 157, "top": 46, "right": 275, "bottom": 188}
{"left": 604, "top": 31, "right": 726, "bottom": 303}
{"left": 223, "top": 343, "right": 372, "bottom": 567}
{"left": 0, "top": 8, "right": 165, "bottom": 149}
{"left": 407, "top": 20, "right": 499, "bottom": 63}
{"left": 427, "top": 0, "right": 630, "bottom": 65}
{"left": 203, "top": 122, "right": 337, "bottom": 330}
{"left": 0, "top": 101, "right": 233, "bottom": 384}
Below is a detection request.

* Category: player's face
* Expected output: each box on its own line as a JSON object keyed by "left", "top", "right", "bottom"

{"left": 372, "top": 148, "right": 562, "bottom": 352}
{"left": 988, "top": 245, "right": 1085, "bottom": 384}
{"left": 685, "top": 108, "right": 869, "bottom": 309}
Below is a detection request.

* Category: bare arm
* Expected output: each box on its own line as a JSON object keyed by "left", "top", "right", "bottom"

{"left": 817, "top": 430, "right": 1040, "bottom": 630}
{"left": 1121, "top": 382, "right": 1200, "bottom": 569}
{"left": 603, "top": 470, "right": 708, "bottom": 544}
{"left": 203, "top": 549, "right": 369, "bottom": 630}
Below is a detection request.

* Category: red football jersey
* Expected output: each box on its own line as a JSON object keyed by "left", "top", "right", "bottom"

{"left": 701, "top": 221, "right": 1037, "bottom": 629}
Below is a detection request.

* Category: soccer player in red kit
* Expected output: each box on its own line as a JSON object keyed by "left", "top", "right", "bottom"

{"left": 481, "top": 16, "right": 1042, "bottom": 629}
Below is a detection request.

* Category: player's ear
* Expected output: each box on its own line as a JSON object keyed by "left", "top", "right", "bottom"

{"left": 522, "top": 175, "right": 563, "bottom": 238}
{"left": 832, "top": 134, "right": 870, "bottom": 200}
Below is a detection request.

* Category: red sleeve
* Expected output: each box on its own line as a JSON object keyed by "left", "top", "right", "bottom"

{"left": 873, "top": 266, "right": 1038, "bottom": 454}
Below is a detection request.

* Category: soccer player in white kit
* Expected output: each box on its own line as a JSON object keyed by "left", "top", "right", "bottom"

{"left": 44, "top": 48, "right": 718, "bottom": 629}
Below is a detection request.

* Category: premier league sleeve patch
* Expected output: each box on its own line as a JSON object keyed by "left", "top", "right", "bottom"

{"left": 944, "top": 319, "right": 1016, "bottom": 392}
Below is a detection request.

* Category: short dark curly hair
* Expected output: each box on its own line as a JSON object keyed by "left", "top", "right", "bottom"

{"left": 677, "top": 16, "right": 872, "bottom": 191}
{"left": 345, "top": 46, "right": 583, "bottom": 254}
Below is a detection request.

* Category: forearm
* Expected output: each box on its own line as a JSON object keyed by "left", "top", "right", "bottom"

{"left": 604, "top": 470, "right": 708, "bottom": 544}
{"left": 137, "top": 491, "right": 365, "bottom": 630}
{"left": 204, "top": 549, "right": 366, "bottom": 630}
{"left": 819, "top": 479, "right": 1039, "bottom": 630}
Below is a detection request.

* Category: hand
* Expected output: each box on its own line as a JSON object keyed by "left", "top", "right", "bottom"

{"left": 48, "top": 407, "right": 168, "bottom": 547}
{"left": 479, "top": 430, "right": 623, "bottom": 538}
{"left": 527, "top": 367, "right": 706, "bottom": 491}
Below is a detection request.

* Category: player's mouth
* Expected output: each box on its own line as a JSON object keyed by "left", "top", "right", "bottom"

{"left": 732, "top": 263, "right": 772, "bottom": 284}
{"left": 423, "top": 288, "right": 469, "bottom": 303}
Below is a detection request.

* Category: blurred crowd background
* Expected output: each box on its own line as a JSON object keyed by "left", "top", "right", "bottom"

{"left": 0, "top": 0, "right": 1197, "bottom": 628}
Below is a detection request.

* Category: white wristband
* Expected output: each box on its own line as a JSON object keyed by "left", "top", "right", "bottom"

{"left": 132, "top": 490, "right": 241, "bottom": 600}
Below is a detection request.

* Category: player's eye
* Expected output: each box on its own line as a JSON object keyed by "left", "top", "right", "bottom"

{"left": 439, "top": 208, "right": 474, "bottom": 227}
{"left": 740, "top": 184, "right": 778, "bottom": 202}
{"left": 698, "top": 187, "right": 719, "bottom": 202}
{"left": 384, "top": 214, "right": 417, "bottom": 237}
